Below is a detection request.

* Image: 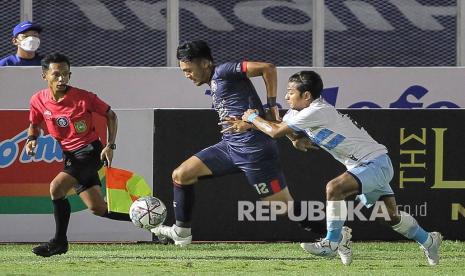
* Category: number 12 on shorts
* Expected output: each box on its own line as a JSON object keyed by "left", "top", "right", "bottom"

{"left": 253, "top": 183, "right": 270, "bottom": 195}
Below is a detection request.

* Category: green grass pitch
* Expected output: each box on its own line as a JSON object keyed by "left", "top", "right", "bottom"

{"left": 0, "top": 241, "right": 464, "bottom": 275}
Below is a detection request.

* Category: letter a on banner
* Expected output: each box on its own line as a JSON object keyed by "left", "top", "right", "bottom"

{"left": 102, "top": 167, "right": 153, "bottom": 214}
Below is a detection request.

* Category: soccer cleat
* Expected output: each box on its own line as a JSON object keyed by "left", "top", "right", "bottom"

{"left": 421, "top": 232, "right": 443, "bottom": 266}
{"left": 151, "top": 225, "right": 192, "bottom": 247}
{"left": 32, "top": 239, "right": 68, "bottom": 257}
{"left": 338, "top": 226, "right": 353, "bottom": 265}
{"left": 156, "top": 235, "right": 171, "bottom": 245}
{"left": 300, "top": 239, "right": 338, "bottom": 257}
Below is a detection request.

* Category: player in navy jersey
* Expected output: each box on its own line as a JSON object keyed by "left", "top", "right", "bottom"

{"left": 151, "top": 41, "right": 327, "bottom": 245}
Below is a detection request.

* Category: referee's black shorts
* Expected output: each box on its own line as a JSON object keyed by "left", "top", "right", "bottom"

{"left": 63, "top": 140, "right": 104, "bottom": 194}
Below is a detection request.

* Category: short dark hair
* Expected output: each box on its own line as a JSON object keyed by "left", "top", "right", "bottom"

{"left": 41, "top": 53, "right": 70, "bottom": 71}
{"left": 176, "top": 40, "right": 213, "bottom": 62}
{"left": 288, "top": 71, "right": 323, "bottom": 98}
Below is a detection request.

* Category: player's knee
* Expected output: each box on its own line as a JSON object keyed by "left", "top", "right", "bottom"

{"left": 49, "top": 181, "right": 66, "bottom": 199}
{"left": 326, "top": 180, "right": 343, "bottom": 199}
{"left": 172, "top": 166, "right": 194, "bottom": 184}
{"left": 172, "top": 167, "right": 184, "bottom": 184}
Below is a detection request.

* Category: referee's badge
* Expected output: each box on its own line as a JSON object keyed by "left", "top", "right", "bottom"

{"left": 56, "top": 117, "right": 69, "bottom": 127}
{"left": 74, "top": 120, "right": 88, "bottom": 133}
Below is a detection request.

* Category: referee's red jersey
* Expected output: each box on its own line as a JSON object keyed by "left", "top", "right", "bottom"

{"left": 29, "top": 86, "right": 110, "bottom": 151}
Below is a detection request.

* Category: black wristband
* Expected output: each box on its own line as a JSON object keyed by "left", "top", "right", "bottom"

{"left": 107, "top": 143, "right": 116, "bottom": 150}
{"left": 267, "top": 97, "right": 277, "bottom": 107}
{"left": 27, "top": 135, "right": 37, "bottom": 141}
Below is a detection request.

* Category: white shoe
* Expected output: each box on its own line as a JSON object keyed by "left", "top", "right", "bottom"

{"left": 301, "top": 239, "right": 338, "bottom": 257}
{"left": 338, "top": 226, "right": 353, "bottom": 265}
{"left": 421, "top": 232, "right": 442, "bottom": 266}
{"left": 151, "top": 225, "right": 192, "bottom": 247}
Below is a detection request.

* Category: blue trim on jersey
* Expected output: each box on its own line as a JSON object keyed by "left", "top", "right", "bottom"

{"left": 325, "top": 134, "right": 346, "bottom": 150}
{"left": 314, "top": 129, "right": 333, "bottom": 145}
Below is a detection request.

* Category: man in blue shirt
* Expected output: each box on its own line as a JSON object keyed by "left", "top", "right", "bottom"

{"left": 151, "top": 40, "right": 330, "bottom": 246}
{"left": 0, "top": 21, "right": 43, "bottom": 66}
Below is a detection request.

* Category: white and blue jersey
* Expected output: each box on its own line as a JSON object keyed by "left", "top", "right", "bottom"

{"left": 210, "top": 62, "right": 268, "bottom": 145}
{"left": 283, "top": 98, "right": 393, "bottom": 206}
{"left": 283, "top": 98, "right": 387, "bottom": 170}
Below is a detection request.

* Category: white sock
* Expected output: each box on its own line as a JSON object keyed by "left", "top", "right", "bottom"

{"left": 174, "top": 225, "right": 191, "bottom": 238}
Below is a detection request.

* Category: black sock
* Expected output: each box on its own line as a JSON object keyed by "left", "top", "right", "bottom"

{"left": 52, "top": 197, "right": 71, "bottom": 242}
{"left": 102, "top": 211, "right": 131, "bottom": 221}
{"left": 173, "top": 182, "right": 194, "bottom": 227}
{"left": 293, "top": 201, "right": 327, "bottom": 235}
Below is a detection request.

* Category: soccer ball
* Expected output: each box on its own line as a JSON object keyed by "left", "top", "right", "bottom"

{"left": 129, "top": 196, "right": 167, "bottom": 230}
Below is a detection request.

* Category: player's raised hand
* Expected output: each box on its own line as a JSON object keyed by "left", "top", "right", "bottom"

{"left": 26, "top": 140, "right": 37, "bottom": 156}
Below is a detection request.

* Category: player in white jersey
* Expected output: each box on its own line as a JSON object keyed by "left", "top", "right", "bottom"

{"left": 241, "top": 71, "right": 442, "bottom": 266}
{"left": 282, "top": 100, "right": 388, "bottom": 170}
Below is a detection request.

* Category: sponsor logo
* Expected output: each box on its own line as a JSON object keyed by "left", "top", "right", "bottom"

{"left": 0, "top": 129, "right": 62, "bottom": 169}
{"left": 399, "top": 127, "right": 465, "bottom": 222}
{"left": 322, "top": 85, "right": 460, "bottom": 108}
{"left": 211, "top": 85, "right": 229, "bottom": 120}
{"left": 399, "top": 128, "right": 465, "bottom": 189}
{"left": 211, "top": 80, "right": 217, "bottom": 93}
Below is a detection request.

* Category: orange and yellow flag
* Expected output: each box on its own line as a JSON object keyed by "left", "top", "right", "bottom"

{"left": 102, "top": 167, "right": 152, "bottom": 214}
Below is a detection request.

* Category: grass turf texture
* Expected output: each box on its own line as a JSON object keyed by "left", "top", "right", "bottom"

{"left": 0, "top": 241, "right": 464, "bottom": 275}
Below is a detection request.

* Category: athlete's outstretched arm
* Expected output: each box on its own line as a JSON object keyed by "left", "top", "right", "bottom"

{"left": 245, "top": 62, "right": 280, "bottom": 121}
{"left": 242, "top": 109, "right": 292, "bottom": 139}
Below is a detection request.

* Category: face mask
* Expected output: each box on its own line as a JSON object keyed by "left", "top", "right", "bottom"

{"left": 19, "top": 36, "right": 40, "bottom": 52}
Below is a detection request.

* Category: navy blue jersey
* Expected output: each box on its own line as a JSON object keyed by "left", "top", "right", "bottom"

{"left": 0, "top": 54, "right": 42, "bottom": 66}
{"left": 210, "top": 61, "right": 268, "bottom": 144}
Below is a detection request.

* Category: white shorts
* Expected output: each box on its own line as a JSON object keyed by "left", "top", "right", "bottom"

{"left": 348, "top": 154, "right": 394, "bottom": 208}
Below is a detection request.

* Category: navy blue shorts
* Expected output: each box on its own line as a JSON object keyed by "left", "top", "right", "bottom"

{"left": 195, "top": 139, "right": 287, "bottom": 197}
